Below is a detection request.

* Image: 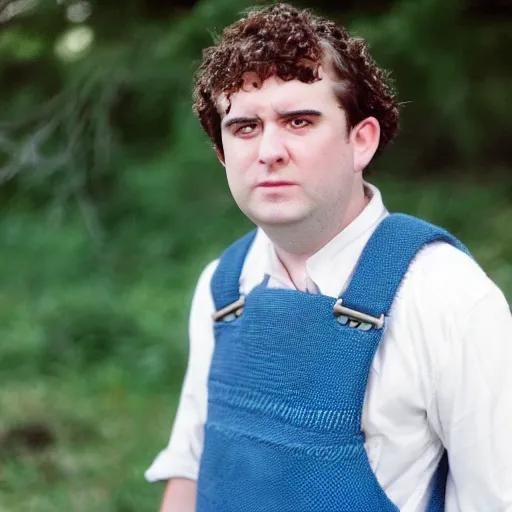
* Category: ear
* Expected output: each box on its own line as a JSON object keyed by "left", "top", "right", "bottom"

{"left": 215, "top": 146, "right": 226, "bottom": 167}
{"left": 350, "top": 117, "right": 380, "bottom": 174}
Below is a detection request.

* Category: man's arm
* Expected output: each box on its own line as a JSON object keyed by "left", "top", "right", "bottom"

{"left": 431, "top": 283, "right": 512, "bottom": 509}
{"left": 160, "top": 478, "right": 197, "bottom": 512}
{"left": 145, "top": 260, "right": 218, "bottom": 507}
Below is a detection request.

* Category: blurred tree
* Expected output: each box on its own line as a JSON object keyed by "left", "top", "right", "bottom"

{"left": 465, "top": 0, "right": 512, "bottom": 19}
{"left": 0, "top": 0, "right": 510, "bottom": 226}
{"left": 0, "top": 6, "right": 509, "bottom": 507}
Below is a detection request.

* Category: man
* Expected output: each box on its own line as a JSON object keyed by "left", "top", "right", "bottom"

{"left": 146, "top": 3, "right": 512, "bottom": 511}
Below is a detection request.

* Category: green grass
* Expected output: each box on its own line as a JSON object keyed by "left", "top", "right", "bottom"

{"left": 0, "top": 368, "right": 177, "bottom": 512}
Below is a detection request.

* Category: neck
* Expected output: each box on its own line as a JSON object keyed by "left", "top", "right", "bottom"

{"left": 263, "top": 186, "right": 370, "bottom": 291}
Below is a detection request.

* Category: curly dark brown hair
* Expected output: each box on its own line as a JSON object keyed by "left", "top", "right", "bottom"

{"left": 193, "top": 3, "right": 399, "bottom": 159}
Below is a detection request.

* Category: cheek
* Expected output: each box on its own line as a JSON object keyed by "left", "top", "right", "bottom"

{"left": 224, "top": 165, "right": 242, "bottom": 193}
{"left": 295, "top": 133, "right": 352, "bottom": 173}
{"left": 223, "top": 140, "right": 256, "bottom": 172}
{"left": 224, "top": 155, "right": 253, "bottom": 199}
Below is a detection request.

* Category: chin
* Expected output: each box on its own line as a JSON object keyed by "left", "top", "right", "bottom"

{"left": 256, "top": 217, "right": 297, "bottom": 227}
{"left": 247, "top": 208, "right": 308, "bottom": 228}
{"left": 237, "top": 196, "right": 311, "bottom": 226}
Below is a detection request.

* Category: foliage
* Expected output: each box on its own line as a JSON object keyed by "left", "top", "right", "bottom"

{"left": 0, "top": 0, "right": 510, "bottom": 509}
{"left": 349, "top": 0, "right": 512, "bottom": 172}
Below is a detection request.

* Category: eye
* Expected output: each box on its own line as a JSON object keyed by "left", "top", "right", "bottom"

{"left": 236, "top": 123, "right": 258, "bottom": 136}
{"left": 288, "top": 118, "right": 311, "bottom": 129}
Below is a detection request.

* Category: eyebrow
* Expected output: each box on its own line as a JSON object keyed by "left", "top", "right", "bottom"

{"left": 222, "top": 109, "right": 323, "bottom": 129}
{"left": 222, "top": 116, "right": 260, "bottom": 129}
{"left": 275, "top": 109, "right": 323, "bottom": 118}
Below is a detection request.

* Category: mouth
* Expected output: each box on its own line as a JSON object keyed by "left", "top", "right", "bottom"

{"left": 256, "top": 180, "right": 298, "bottom": 188}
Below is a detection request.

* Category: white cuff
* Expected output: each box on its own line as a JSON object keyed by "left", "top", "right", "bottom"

{"left": 144, "top": 448, "right": 199, "bottom": 482}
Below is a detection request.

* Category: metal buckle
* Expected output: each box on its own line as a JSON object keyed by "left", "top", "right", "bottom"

{"left": 333, "top": 299, "right": 384, "bottom": 331}
{"left": 212, "top": 296, "right": 245, "bottom": 322}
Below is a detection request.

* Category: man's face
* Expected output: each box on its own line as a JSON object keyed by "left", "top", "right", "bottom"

{"left": 218, "top": 70, "right": 366, "bottom": 232}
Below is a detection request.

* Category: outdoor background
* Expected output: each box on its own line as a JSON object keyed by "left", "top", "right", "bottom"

{"left": 0, "top": 0, "right": 510, "bottom": 510}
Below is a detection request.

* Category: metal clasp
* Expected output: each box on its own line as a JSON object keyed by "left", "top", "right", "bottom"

{"left": 212, "top": 296, "right": 245, "bottom": 322}
{"left": 333, "top": 299, "right": 385, "bottom": 331}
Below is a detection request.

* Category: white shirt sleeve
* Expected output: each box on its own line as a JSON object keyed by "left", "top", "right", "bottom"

{"left": 429, "top": 282, "right": 512, "bottom": 510}
{"left": 145, "top": 259, "right": 218, "bottom": 482}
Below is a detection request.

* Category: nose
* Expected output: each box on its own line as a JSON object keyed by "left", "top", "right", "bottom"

{"left": 258, "top": 126, "right": 289, "bottom": 168}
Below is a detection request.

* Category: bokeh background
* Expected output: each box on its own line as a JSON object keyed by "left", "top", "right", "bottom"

{"left": 0, "top": 0, "right": 510, "bottom": 510}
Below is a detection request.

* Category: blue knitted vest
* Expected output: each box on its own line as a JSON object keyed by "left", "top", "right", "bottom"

{"left": 196, "top": 214, "right": 470, "bottom": 512}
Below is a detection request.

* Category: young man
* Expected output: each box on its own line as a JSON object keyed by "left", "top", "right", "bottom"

{"left": 146, "top": 4, "right": 512, "bottom": 511}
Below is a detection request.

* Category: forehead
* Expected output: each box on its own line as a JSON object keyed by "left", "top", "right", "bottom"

{"left": 218, "top": 70, "right": 339, "bottom": 118}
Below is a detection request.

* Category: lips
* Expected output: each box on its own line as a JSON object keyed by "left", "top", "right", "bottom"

{"left": 257, "top": 180, "right": 297, "bottom": 188}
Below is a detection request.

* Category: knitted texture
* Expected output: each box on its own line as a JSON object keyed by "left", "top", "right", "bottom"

{"left": 210, "top": 230, "right": 257, "bottom": 312}
{"left": 198, "top": 214, "right": 466, "bottom": 511}
{"left": 343, "top": 213, "right": 471, "bottom": 317}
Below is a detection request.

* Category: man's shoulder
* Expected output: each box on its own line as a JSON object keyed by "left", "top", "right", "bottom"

{"left": 397, "top": 239, "right": 496, "bottom": 318}
{"left": 411, "top": 240, "right": 486, "bottom": 283}
{"left": 192, "top": 258, "right": 220, "bottom": 304}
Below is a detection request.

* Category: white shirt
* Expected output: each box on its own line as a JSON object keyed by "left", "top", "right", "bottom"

{"left": 145, "top": 184, "right": 512, "bottom": 511}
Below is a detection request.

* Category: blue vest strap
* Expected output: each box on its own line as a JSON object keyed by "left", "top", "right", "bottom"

{"left": 341, "top": 213, "right": 470, "bottom": 318}
{"left": 210, "top": 230, "right": 257, "bottom": 311}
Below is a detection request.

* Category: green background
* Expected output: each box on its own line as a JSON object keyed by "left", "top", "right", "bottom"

{"left": 0, "top": 0, "right": 510, "bottom": 509}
